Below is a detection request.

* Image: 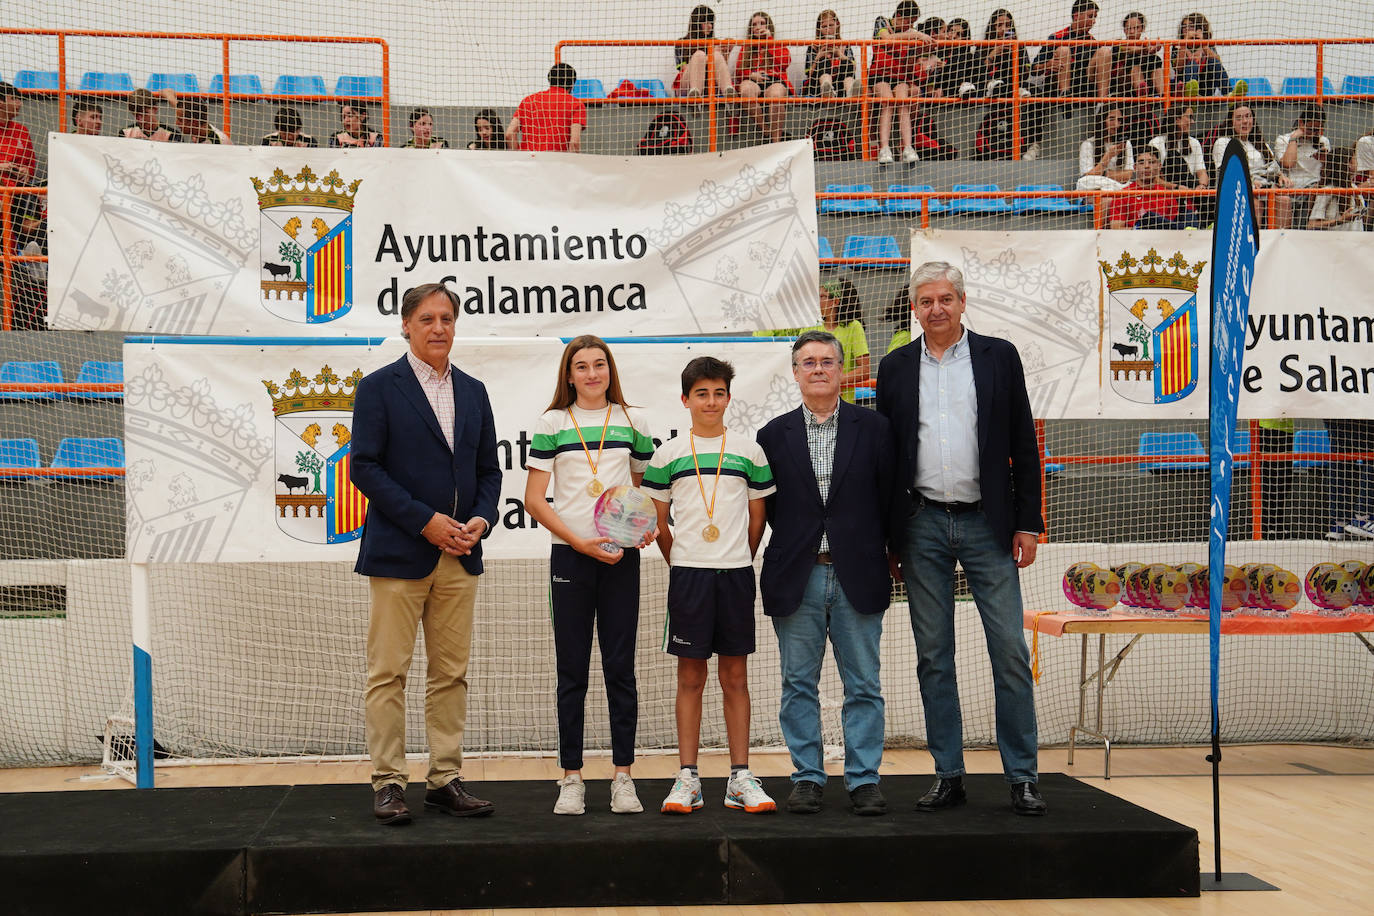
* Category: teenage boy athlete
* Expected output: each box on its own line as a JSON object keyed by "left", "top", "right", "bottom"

{"left": 642, "top": 357, "right": 777, "bottom": 814}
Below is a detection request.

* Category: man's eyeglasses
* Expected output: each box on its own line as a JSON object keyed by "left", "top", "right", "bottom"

{"left": 794, "top": 358, "right": 840, "bottom": 372}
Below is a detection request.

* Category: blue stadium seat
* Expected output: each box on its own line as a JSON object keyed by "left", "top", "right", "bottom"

{"left": 146, "top": 73, "right": 199, "bottom": 94}
{"left": 1044, "top": 447, "right": 1065, "bottom": 475}
{"left": 208, "top": 74, "right": 265, "bottom": 95}
{"left": 628, "top": 78, "right": 669, "bottom": 98}
{"left": 947, "top": 184, "right": 1013, "bottom": 214}
{"left": 1280, "top": 77, "right": 1335, "bottom": 98}
{"left": 819, "top": 184, "right": 882, "bottom": 215}
{"left": 841, "top": 235, "right": 903, "bottom": 266}
{"left": 79, "top": 72, "right": 135, "bottom": 92}
{"left": 272, "top": 75, "right": 329, "bottom": 97}
{"left": 1139, "top": 432, "right": 1207, "bottom": 472}
{"left": 1230, "top": 429, "right": 1250, "bottom": 469}
{"left": 74, "top": 361, "right": 124, "bottom": 401}
{"left": 817, "top": 236, "right": 835, "bottom": 261}
{"left": 1013, "top": 184, "right": 1079, "bottom": 213}
{"left": 334, "top": 75, "right": 383, "bottom": 97}
{"left": 885, "top": 184, "right": 944, "bottom": 214}
{"left": 15, "top": 70, "right": 62, "bottom": 91}
{"left": 0, "top": 361, "right": 63, "bottom": 401}
{"left": 1233, "top": 77, "right": 1274, "bottom": 97}
{"left": 0, "top": 439, "right": 42, "bottom": 480}
{"left": 1293, "top": 428, "right": 1331, "bottom": 468}
{"left": 570, "top": 79, "right": 606, "bottom": 99}
{"left": 51, "top": 437, "right": 125, "bottom": 480}
{"left": 1340, "top": 75, "right": 1374, "bottom": 98}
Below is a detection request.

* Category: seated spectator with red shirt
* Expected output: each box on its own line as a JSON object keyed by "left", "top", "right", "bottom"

{"left": 1108, "top": 148, "right": 1187, "bottom": 229}
{"left": 509, "top": 63, "right": 587, "bottom": 153}
{"left": 0, "top": 82, "right": 37, "bottom": 185}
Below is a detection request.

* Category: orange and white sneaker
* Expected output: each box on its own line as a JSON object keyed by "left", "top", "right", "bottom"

{"left": 661, "top": 768, "right": 703, "bottom": 814}
{"left": 724, "top": 769, "right": 776, "bottom": 813}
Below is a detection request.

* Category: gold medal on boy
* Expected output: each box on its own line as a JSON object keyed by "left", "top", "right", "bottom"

{"left": 701, "top": 524, "right": 720, "bottom": 542}
{"left": 587, "top": 479, "right": 604, "bottom": 497}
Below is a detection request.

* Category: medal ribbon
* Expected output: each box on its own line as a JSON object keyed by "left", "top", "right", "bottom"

{"left": 569, "top": 405, "right": 613, "bottom": 483}
{"left": 689, "top": 429, "right": 727, "bottom": 531}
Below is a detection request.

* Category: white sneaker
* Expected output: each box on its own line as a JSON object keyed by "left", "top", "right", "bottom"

{"left": 1023, "top": 141, "right": 1042, "bottom": 161}
{"left": 901, "top": 145, "right": 919, "bottom": 164}
{"left": 987, "top": 79, "right": 1005, "bottom": 95}
{"left": 724, "top": 768, "right": 777, "bottom": 813}
{"left": 661, "top": 767, "right": 704, "bottom": 814}
{"left": 610, "top": 772, "right": 644, "bottom": 814}
{"left": 958, "top": 81, "right": 977, "bottom": 99}
{"left": 553, "top": 774, "right": 585, "bottom": 815}
{"left": 1344, "top": 516, "right": 1374, "bottom": 539}
{"left": 877, "top": 146, "right": 894, "bottom": 165}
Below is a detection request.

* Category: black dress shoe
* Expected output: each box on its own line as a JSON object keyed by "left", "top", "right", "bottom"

{"left": 424, "top": 778, "right": 495, "bottom": 817}
{"left": 373, "top": 783, "right": 411, "bottom": 825}
{"left": 786, "top": 780, "right": 823, "bottom": 814}
{"left": 849, "top": 783, "right": 888, "bottom": 816}
{"left": 1010, "top": 782, "right": 1048, "bottom": 816}
{"left": 915, "top": 775, "right": 967, "bottom": 811}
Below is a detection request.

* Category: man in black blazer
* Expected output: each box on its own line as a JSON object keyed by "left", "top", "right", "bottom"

{"left": 757, "top": 329, "right": 896, "bottom": 816}
{"left": 876, "top": 261, "right": 1047, "bottom": 816}
{"left": 352, "top": 282, "right": 502, "bottom": 824}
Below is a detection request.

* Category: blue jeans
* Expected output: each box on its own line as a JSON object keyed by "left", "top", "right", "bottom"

{"left": 901, "top": 506, "right": 1038, "bottom": 784}
{"left": 772, "top": 563, "right": 885, "bottom": 790}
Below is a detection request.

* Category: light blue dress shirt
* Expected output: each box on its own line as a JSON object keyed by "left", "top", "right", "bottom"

{"left": 913, "top": 329, "right": 981, "bottom": 503}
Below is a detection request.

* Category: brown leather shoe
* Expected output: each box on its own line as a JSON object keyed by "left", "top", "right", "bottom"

{"left": 424, "top": 778, "right": 495, "bottom": 817}
{"left": 373, "top": 783, "right": 411, "bottom": 825}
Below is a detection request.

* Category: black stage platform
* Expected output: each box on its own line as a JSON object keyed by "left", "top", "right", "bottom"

{"left": 2, "top": 773, "right": 1198, "bottom": 915}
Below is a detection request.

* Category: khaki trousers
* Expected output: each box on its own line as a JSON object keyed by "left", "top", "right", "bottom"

{"left": 366, "top": 552, "right": 478, "bottom": 790}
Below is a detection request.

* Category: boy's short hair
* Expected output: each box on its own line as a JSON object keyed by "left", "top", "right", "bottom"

{"left": 549, "top": 63, "right": 577, "bottom": 90}
{"left": 894, "top": 1, "right": 921, "bottom": 21}
{"left": 71, "top": 100, "right": 103, "bottom": 119}
{"left": 680, "top": 356, "right": 735, "bottom": 396}
{"left": 1071, "top": 0, "right": 1099, "bottom": 16}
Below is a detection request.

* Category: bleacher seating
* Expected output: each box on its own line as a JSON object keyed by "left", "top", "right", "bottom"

{"left": 1044, "top": 447, "right": 1065, "bottom": 475}
{"left": 1293, "top": 428, "right": 1331, "bottom": 468}
{"left": 1340, "top": 75, "right": 1374, "bottom": 97}
{"left": 627, "top": 78, "right": 669, "bottom": 98}
{"left": 208, "top": 74, "right": 265, "bottom": 95}
{"left": 1231, "top": 429, "right": 1251, "bottom": 469}
{"left": 146, "top": 73, "right": 199, "bottom": 94}
{"left": 1139, "top": 432, "right": 1208, "bottom": 472}
{"left": 15, "top": 70, "right": 62, "bottom": 91}
{"left": 272, "top": 75, "right": 329, "bottom": 97}
{"left": 51, "top": 437, "right": 125, "bottom": 480}
{"left": 0, "top": 439, "right": 42, "bottom": 480}
{"left": 571, "top": 79, "right": 606, "bottom": 100}
{"left": 841, "top": 235, "right": 902, "bottom": 265}
{"left": 817, "top": 236, "right": 834, "bottom": 261}
{"left": 78, "top": 72, "right": 135, "bottom": 92}
{"left": 1013, "top": 184, "right": 1081, "bottom": 213}
{"left": 819, "top": 184, "right": 882, "bottom": 215}
{"left": 885, "top": 184, "right": 944, "bottom": 214}
{"left": 1279, "top": 76, "right": 1335, "bottom": 98}
{"left": 74, "top": 361, "right": 123, "bottom": 401}
{"left": 334, "top": 75, "right": 383, "bottom": 97}
{"left": 0, "top": 361, "right": 63, "bottom": 401}
{"left": 947, "top": 184, "right": 1014, "bottom": 214}
{"left": 1233, "top": 77, "right": 1274, "bottom": 97}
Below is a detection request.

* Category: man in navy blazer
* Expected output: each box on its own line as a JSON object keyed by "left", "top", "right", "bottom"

{"left": 757, "top": 329, "right": 896, "bottom": 816}
{"left": 876, "top": 260, "right": 1047, "bottom": 816}
{"left": 352, "top": 282, "right": 502, "bottom": 824}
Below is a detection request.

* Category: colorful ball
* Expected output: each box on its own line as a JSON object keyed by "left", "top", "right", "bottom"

{"left": 1305, "top": 563, "right": 1360, "bottom": 611}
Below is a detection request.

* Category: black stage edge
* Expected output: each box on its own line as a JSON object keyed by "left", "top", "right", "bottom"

{"left": 2, "top": 773, "right": 1198, "bottom": 915}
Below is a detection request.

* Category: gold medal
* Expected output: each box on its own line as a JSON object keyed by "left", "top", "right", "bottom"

{"left": 569, "top": 405, "right": 614, "bottom": 500}
{"left": 690, "top": 430, "right": 727, "bottom": 545}
{"left": 586, "top": 479, "right": 604, "bottom": 497}
{"left": 702, "top": 524, "right": 720, "bottom": 542}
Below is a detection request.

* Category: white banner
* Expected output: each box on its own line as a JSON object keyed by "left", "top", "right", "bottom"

{"left": 909, "top": 230, "right": 1374, "bottom": 419}
{"left": 49, "top": 136, "right": 820, "bottom": 337}
{"left": 123, "top": 337, "right": 797, "bottom": 563}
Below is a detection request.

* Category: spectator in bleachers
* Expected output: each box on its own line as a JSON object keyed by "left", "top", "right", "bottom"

{"left": 1277, "top": 104, "right": 1330, "bottom": 227}
{"left": 121, "top": 88, "right": 181, "bottom": 142}
{"left": 71, "top": 100, "right": 104, "bottom": 137}
{"left": 1108, "top": 148, "right": 1186, "bottom": 228}
{"left": 467, "top": 109, "right": 507, "bottom": 150}
{"left": 403, "top": 107, "right": 450, "bottom": 149}
{"left": 981, "top": 9, "right": 1044, "bottom": 159}
{"left": 7, "top": 189, "right": 46, "bottom": 329}
{"left": 802, "top": 9, "right": 857, "bottom": 98}
{"left": 1090, "top": 11, "right": 1162, "bottom": 150}
{"left": 261, "top": 107, "right": 318, "bottom": 147}
{"left": 330, "top": 103, "right": 382, "bottom": 148}
{"left": 509, "top": 63, "right": 587, "bottom": 153}
{"left": 1306, "top": 145, "right": 1368, "bottom": 230}
{"left": 757, "top": 278, "right": 871, "bottom": 402}
{"left": 733, "top": 11, "right": 791, "bottom": 144}
{"left": 163, "top": 91, "right": 230, "bottom": 144}
{"left": 1077, "top": 104, "right": 1133, "bottom": 191}
{"left": 885, "top": 289, "right": 911, "bottom": 353}
{"left": 870, "top": 1, "right": 934, "bottom": 165}
{"left": 1171, "top": 13, "right": 1231, "bottom": 98}
{"left": 1211, "top": 103, "right": 1290, "bottom": 227}
{"left": 1030, "top": 0, "right": 1100, "bottom": 106}
{"left": 915, "top": 17, "right": 949, "bottom": 96}
{"left": 942, "top": 18, "right": 985, "bottom": 99}
{"left": 675, "top": 5, "right": 735, "bottom": 97}
{"left": 0, "top": 82, "right": 36, "bottom": 186}
{"left": 1355, "top": 128, "right": 1374, "bottom": 184}
{"left": 1151, "top": 105, "right": 1211, "bottom": 222}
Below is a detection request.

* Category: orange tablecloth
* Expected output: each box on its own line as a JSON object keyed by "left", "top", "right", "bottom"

{"left": 1024, "top": 610, "right": 1374, "bottom": 638}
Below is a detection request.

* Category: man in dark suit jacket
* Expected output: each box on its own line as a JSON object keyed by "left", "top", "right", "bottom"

{"left": 757, "top": 330, "right": 896, "bottom": 816}
{"left": 876, "top": 261, "right": 1048, "bottom": 816}
{"left": 352, "top": 282, "right": 501, "bottom": 824}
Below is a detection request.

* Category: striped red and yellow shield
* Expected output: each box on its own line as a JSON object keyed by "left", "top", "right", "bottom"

{"left": 326, "top": 444, "right": 367, "bottom": 543}
{"left": 1153, "top": 297, "right": 1198, "bottom": 403}
{"left": 306, "top": 215, "right": 353, "bottom": 323}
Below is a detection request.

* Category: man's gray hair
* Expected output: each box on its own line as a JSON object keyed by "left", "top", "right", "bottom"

{"left": 909, "top": 261, "right": 966, "bottom": 302}
{"left": 791, "top": 329, "right": 844, "bottom": 365}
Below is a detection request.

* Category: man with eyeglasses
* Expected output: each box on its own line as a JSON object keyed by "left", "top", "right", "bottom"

{"left": 756, "top": 329, "right": 897, "bottom": 816}
{"left": 876, "top": 261, "right": 1047, "bottom": 816}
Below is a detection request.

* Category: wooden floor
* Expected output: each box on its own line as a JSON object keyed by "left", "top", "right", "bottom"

{"left": 5, "top": 744, "right": 1373, "bottom": 915}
